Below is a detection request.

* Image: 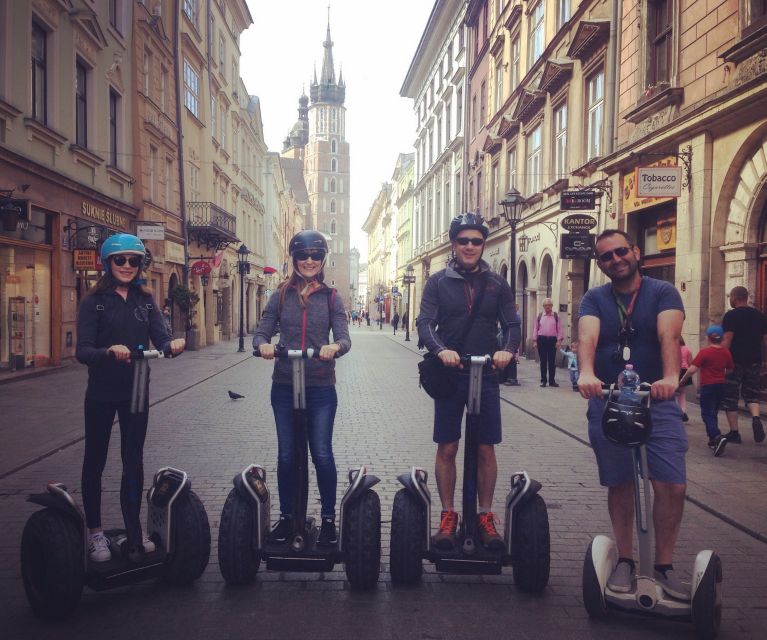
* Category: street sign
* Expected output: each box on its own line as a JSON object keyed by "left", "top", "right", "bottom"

{"left": 190, "top": 260, "right": 212, "bottom": 276}
{"left": 73, "top": 249, "right": 98, "bottom": 270}
{"left": 560, "top": 190, "right": 596, "bottom": 211}
{"left": 561, "top": 214, "right": 598, "bottom": 232}
{"left": 560, "top": 233, "right": 596, "bottom": 260}
{"left": 635, "top": 166, "right": 682, "bottom": 198}
{"left": 136, "top": 224, "right": 165, "bottom": 240}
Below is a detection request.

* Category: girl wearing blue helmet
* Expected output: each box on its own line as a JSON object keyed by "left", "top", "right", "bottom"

{"left": 76, "top": 233, "right": 185, "bottom": 563}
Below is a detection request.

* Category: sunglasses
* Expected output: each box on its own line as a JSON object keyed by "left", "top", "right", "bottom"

{"left": 294, "top": 250, "right": 326, "bottom": 262}
{"left": 597, "top": 246, "right": 632, "bottom": 263}
{"left": 454, "top": 237, "right": 484, "bottom": 246}
{"left": 111, "top": 255, "right": 142, "bottom": 268}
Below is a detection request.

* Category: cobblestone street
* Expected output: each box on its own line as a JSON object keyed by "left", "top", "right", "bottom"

{"left": 1, "top": 328, "right": 765, "bottom": 639}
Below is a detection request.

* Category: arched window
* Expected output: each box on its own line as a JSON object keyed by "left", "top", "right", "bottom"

{"left": 331, "top": 158, "right": 337, "bottom": 172}
{"left": 330, "top": 178, "right": 336, "bottom": 193}
{"left": 330, "top": 199, "right": 336, "bottom": 213}
{"left": 331, "top": 139, "right": 337, "bottom": 153}
{"left": 330, "top": 219, "right": 337, "bottom": 234}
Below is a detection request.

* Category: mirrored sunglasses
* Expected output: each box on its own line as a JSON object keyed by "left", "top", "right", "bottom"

{"left": 598, "top": 246, "right": 632, "bottom": 263}
{"left": 111, "top": 255, "right": 142, "bottom": 268}
{"left": 455, "top": 237, "right": 484, "bottom": 246}
{"left": 294, "top": 250, "right": 326, "bottom": 262}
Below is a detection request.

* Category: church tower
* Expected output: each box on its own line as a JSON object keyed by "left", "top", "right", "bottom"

{"left": 303, "top": 18, "right": 350, "bottom": 303}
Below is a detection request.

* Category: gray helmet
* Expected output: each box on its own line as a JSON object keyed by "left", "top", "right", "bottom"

{"left": 289, "top": 230, "right": 328, "bottom": 255}
{"left": 601, "top": 389, "right": 653, "bottom": 447}
{"left": 449, "top": 212, "right": 488, "bottom": 240}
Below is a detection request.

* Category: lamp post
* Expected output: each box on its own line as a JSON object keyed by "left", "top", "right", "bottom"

{"left": 378, "top": 285, "right": 384, "bottom": 330}
{"left": 403, "top": 264, "right": 416, "bottom": 342}
{"left": 236, "top": 244, "right": 250, "bottom": 352}
{"left": 500, "top": 188, "right": 526, "bottom": 386}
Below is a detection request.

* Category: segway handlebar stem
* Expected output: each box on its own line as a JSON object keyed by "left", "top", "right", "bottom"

{"left": 253, "top": 347, "right": 338, "bottom": 359}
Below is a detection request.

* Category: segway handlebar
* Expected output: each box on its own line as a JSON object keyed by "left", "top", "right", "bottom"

{"left": 601, "top": 382, "right": 652, "bottom": 398}
{"left": 108, "top": 346, "right": 175, "bottom": 360}
{"left": 253, "top": 347, "right": 338, "bottom": 359}
{"left": 458, "top": 354, "right": 492, "bottom": 367}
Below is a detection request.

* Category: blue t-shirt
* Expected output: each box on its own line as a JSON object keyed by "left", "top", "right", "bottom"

{"left": 578, "top": 277, "right": 684, "bottom": 384}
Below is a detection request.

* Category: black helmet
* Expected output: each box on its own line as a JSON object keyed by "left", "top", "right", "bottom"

{"left": 449, "top": 212, "right": 489, "bottom": 240}
{"left": 601, "top": 388, "right": 653, "bottom": 447}
{"left": 289, "top": 230, "right": 329, "bottom": 255}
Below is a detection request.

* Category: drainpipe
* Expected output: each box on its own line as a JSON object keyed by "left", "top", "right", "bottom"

{"left": 173, "top": 0, "right": 189, "bottom": 287}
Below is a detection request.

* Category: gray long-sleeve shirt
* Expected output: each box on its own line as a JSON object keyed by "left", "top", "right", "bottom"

{"left": 253, "top": 285, "right": 351, "bottom": 386}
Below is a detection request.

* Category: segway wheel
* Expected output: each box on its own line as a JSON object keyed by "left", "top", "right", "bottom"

{"left": 163, "top": 490, "right": 211, "bottom": 585}
{"left": 390, "top": 488, "right": 425, "bottom": 586}
{"left": 692, "top": 552, "right": 723, "bottom": 640}
{"left": 21, "top": 508, "right": 84, "bottom": 619}
{"left": 218, "top": 487, "right": 261, "bottom": 585}
{"left": 511, "top": 493, "right": 550, "bottom": 593}
{"left": 343, "top": 488, "right": 381, "bottom": 589}
{"left": 582, "top": 540, "right": 609, "bottom": 618}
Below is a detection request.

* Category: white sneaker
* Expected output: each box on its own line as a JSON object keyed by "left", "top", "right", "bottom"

{"left": 142, "top": 536, "right": 156, "bottom": 553}
{"left": 88, "top": 532, "right": 112, "bottom": 562}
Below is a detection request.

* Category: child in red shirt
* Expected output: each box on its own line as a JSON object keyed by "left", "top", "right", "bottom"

{"left": 679, "top": 325, "right": 734, "bottom": 456}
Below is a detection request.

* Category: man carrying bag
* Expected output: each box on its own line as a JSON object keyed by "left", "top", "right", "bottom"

{"left": 416, "top": 213, "right": 521, "bottom": 550}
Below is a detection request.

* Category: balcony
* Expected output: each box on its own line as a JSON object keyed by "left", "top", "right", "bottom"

{"left": 186, "top": 201, "right": 239, "bottom": 250}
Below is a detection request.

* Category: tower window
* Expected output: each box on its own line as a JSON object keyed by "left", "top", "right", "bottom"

{"left": 331, "top": 158, "right": 337, "bottom": 172}
{"left": 331, "top": 139, "right": 337, "bottom": 153}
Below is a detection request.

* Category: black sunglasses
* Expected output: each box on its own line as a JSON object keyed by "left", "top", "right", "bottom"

{"left": 455, "top": 237, "right": 484, "bottom": 246}
{"left": 294, "top": 250, "right": 326, "bottom": 262}
{"left": 111, "top": 255, "right": 142, "bottom": 268}
{"left": 598, "top": 246, "right": 632, "bottom": 263}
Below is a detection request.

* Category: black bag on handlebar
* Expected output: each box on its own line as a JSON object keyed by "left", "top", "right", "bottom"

{"left": 417, "top": 275, "right": 487, "bottom": 400}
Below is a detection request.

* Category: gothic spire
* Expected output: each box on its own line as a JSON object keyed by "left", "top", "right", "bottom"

{"left": 320, "top": 15, "right": 335, "bottom": 85}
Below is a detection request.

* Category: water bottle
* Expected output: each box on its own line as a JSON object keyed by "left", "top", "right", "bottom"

{"left": 617, "top": 364, "right": 640, "bottom": 406}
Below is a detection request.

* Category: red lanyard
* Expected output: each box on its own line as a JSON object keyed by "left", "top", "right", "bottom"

{"left": 613, "top": 277, "right": 642, "bottom": 330}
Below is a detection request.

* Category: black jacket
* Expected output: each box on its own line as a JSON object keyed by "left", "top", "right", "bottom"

{"left": 417, "top": 259, "right": 521, "bottom": 360}
{"left": 76, "top": 286, "right": 172, "bottom": 401}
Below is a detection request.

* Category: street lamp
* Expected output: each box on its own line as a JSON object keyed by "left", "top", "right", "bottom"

{"left": 236, "top": 243, "right": 250, "bottom": 352}
{"left": 403, "top": 264, "right": 416, "bottom": 342}
{"left": 378, "top": 285, "right": 384, "bottom": 330}
{"left": 500, "top": 188, "right": 526, "bottom": 386}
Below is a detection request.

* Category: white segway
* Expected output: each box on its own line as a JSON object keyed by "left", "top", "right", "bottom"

{"left": 582, "top": 383, "right": 722, "bottom": 639}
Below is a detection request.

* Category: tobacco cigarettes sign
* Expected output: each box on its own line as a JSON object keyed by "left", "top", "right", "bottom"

{"left": 635, "top": 166, "right": 682, "bottom": 198}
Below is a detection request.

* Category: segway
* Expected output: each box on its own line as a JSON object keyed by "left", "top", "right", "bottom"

{"left": 582, "top": 383, "right": 722, "bottom": 639}
{"left": 390, "top": 354, "right": 550, "bottom": 591}
{"left": 218, "top": 347, "right": 381, "bottom": 589}
{"left": 20, "top": 348, "right": 211, "bottom": 619}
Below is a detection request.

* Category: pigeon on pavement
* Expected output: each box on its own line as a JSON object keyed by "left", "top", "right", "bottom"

{"left": 228, "top": 390, "right": 245, "bottom": 400}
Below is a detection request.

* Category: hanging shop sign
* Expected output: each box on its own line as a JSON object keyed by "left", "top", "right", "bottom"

{"left": 560, "top": 191, "right": 597, "bottom": 211}
{"left": 137, "top": 224, "right": 165, "bottom": 240}
{"left": 73, "top": 249, "right": 102, "bottom": 270}
{"left": 190, "top": 260, "right": 212, "bottom": 276}
{"left": 560, "top": 233, "right": 596, "bottom": 260}
{"left": 622, "top": 156, "right": 677, "bottom": 214}
{"left": 561, "top": 214, "right": 598, "bottom": 232}
{"left": 635, "top": 166, "right": 683, "bottom": 198}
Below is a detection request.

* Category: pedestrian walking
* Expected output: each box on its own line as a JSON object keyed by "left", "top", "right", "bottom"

{"left": 162, "top": 305, "right": 173, "bottom": 335}
{"left": 253, "top": 230, "right": 351, "bottom": 547}
{"left": 578, "top": 228, "right": 690, "bottom": 600}
{"left": 417, "top": 213, "right": 520, "bottom": 551}
{"left": 402, "top": 311, "right": 408, "bottom": 332}
{"left": 502, "top": 303, "right": 522, "bottom": 386}
{"left": 76, "top": 234, "right": 185, "bottom": 563}
{"left": 351, "top": 310, "right": 358, "bottom": 326}
{"left": 677, "top": 337, "right": 692, "bottom": 422}
{"left": 533, "top": 298, "right": 563, "bottom": 387}
{"left": 678, "top": 325, "right": 734, "bottom": 457}
{"left": 560, "top": 341, "right": 579, "bottom": 391}
{"left": 721, "top": 286, "right": 767, "bottom": 443}
{"left": 392, "top": 312, "right": 400, "bottom": 335}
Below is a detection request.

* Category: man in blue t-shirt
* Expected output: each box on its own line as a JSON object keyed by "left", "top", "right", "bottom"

{"left": 578, "top": 229, "right": 689, "bottom": 600}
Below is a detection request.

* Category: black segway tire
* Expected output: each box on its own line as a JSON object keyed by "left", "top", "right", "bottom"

{"left": 511, "top": 493, "right": 550, "bottom": 593}
{"left": 21, "top": 508, "right": 84, "bottom": 619}
{"left": 582, "top": 541, "right": 609, "bottom": 618}
{"left": 390, "top": 488, "right": 425, "bottom": 586}
{"left": 343, "top": 488, "right": 381, "bottom": 589}
{"left": 218, "top": 487, "right": 261, "bottom": 585}
{"left": 692, "top": 552, "right": 722, "bottom": 640}
{"left": 163, "top": 490, "right": 211, "bottom": 585}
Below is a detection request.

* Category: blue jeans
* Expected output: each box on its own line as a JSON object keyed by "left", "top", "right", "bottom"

{"left": 699, "top": 383, "right": 724, "bottom": 440}
{"left": 271, "top": 383, "right": 338, "bottom": 518}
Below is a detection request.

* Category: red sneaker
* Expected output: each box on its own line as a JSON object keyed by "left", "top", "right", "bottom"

{"left": 433, "top": 510, "right": 458, "bottom": 550}
{"left": 477, "top": 512, "right": 504, "bottom": 550}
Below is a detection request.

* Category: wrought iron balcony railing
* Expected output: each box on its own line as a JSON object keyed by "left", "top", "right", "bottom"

{"left": 186, "top": 201, "right": 239, "bottom": 250}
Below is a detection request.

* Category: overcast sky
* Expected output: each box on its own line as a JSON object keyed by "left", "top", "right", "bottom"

{"left": 240, "top": 0, "right": 434, "bottom": 261}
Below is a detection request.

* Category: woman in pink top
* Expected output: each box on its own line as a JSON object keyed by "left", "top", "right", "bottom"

{"left": 677, "top": 337, "right": 693, "bottom": 421}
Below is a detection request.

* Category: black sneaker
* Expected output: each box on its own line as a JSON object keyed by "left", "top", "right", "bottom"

{"left": 317, "top": 517, "right": 337, "bottom": 547}
{"left": 708, "top": 436, "right": 728, "bottom": 457}
{"left": 549, "top": 381, "right": 559, "bottom": 388}
{"left": 270, "top": 515, "right": 293, "bottom": 542}
{"left": 725, "top": 430, "right": 742, "bottom": 444}
{"left": 753, "top": 417, "right": 765, "bottom": 443}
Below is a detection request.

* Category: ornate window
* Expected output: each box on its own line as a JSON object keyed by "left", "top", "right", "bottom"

{"left": 528, "top": 2, "right": 545, "bottom": 65}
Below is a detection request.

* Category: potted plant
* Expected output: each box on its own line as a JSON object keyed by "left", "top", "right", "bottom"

{"left": 170, "top": 285, "right": 200, "bottom": 350}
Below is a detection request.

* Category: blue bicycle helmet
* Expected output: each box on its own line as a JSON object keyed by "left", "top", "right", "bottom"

{"left": 449, "top": 212, "right": 489, "bottom": 240}
{"left": 100, "top": 233, "right": 146, "bottom": 275}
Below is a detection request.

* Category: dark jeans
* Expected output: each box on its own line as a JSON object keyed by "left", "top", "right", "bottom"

{"left": 536, "top": 336, "right": 558, "bottom": 384}
{"left": 81, "top": 398, "right": 149, "bottom": 545}
{"left": 700, "top": 383, "right": 725, "bottom": 440}
{"left": 271, "top": 383, "right": 338, "bottom": 518}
